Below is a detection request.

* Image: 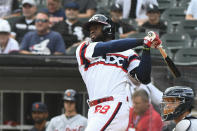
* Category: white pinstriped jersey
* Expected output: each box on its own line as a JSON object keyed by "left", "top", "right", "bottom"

{"left": 76, "top": 41, "right": 140, "bottom": 101}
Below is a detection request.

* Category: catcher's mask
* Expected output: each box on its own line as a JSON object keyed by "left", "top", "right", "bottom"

{"left": 161, "top": 86, "right": 194, "bottom": 121}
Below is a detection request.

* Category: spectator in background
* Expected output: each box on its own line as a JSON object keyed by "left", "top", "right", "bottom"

{"left": 116, "top": 0, "right": 158, "bottom": 26}
{"left": 10, "top": 0, "right": 37, "bottom": 43}
{"left": 43, "top": 0, "right": 66, "bottom": 26}
{"left": 46, "top": 89, "right": 87, "bottom": 131}
{"left": 52, "top": 2, "right": 88, "bottom": 55}
{"left": 127, "top": 89, "right": 163, "bottom": 131}
{"left": 0, "top": 0, "right": 20, "bottom": 18}
{"left": 139, "top": 4, "right": 167, "bottom": 36}
{"left": 30, "top": 102, "right": 48, "bottom": 131}
{"left": 20, "top": 12, "right": 65, "bottom": 55}
{"left": 0, "top": 19, "right": 19, "bottom": 54}
{"left": 186, "top": 0, "right": 197, "bottom": 20}
{"left": 63, "top": 0, "right": 96, "bottom": 18}
{"left": 110, "top": 4, "right": 136, "bottom": 38}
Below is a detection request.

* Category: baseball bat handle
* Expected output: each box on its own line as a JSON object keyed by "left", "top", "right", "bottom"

{"left": 158, "top": 46, "right": 181, "bottom": 78}
{"left": 158, "top": 47, "right": 167, "bottom": 58}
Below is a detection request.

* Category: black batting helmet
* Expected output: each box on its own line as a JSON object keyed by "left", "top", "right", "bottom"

{"left": 63, "top": 89, "right": 77, "bottom": 101}
{"left": 84, "top": 14, "right": 115, "bottom": 39}
{"left": 161, "top": 86, "right": 194, "bottom": 121}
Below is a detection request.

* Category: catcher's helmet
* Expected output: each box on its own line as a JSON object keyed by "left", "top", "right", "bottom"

{"left": 63, "top": 89, "right": 77, "bottom": 101}
{"left": 161, "top": 86, "right": 194, "bottom": 121}
{"left": 84, "top": 14, "right": 115, "bottom": 39}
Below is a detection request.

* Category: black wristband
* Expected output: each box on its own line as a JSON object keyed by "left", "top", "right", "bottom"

{"left": 143, "top": 44, "right": 150, "bottom": 51}
{"left": 143, "top": 47, "right": 150, "bottom": 51}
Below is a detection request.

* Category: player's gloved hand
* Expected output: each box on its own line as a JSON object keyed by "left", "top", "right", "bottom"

{"left": 144, "top": 31, "right": 162, "bottom": 48}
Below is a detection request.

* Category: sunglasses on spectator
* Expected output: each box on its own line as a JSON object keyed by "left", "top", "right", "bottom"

{"left": 35, "top": 19, "right": 49, "bottom": 23}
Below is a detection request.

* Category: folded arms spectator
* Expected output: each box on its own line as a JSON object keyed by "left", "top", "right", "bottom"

{"left": 52, "top": 2, "right": 88, "bottom": 54}
{"left": 10, "top": 0, "right": 37, "bottom": 43}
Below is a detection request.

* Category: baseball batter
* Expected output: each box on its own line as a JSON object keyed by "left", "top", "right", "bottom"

{"left": 76, "top": 14, "right": 162, "bottom": 131}
{"left": 46, "top": 89, "right": 87, "bottom": 131}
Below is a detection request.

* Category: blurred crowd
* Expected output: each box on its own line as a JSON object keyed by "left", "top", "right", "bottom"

{"left": 0, "top": 0, "right": 195, "bottom": 56}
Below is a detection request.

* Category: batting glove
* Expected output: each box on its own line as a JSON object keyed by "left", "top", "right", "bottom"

{"left": 144, "top": 31, "right": 162, "bottom": 48}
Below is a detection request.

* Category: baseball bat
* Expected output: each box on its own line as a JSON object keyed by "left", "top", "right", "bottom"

{"left": 158, "top": 47, "right": 181, "bottom": 78}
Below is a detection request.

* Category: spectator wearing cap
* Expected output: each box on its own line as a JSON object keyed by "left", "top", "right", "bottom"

{"left": 30, "top": 102, "right": 48, "bottom": 131}
{"left": 42, "top": 0, "right": 66, "bottom": 26}
{"left": 63, "top": 0, "right": 96, "bottom": 18}
{"left": 139, "top": 4, "right": 167, "bottom": 36}
{"left": 52, "top": 2, "right": 88, "bottom": 55}
{"left": 9, "top": 0, "right": 37, "bottom": 43}
{"left": 46, "top": 89, "right": 87, "bottom": 131}
{"left": 110, "top": 4, "right": 136, "bottom": 38}
{"left": 20, "top": 11, "right": 66, "bottom": 55}
{"left": 0, "top": 19, "right": 19, "bottom": 54}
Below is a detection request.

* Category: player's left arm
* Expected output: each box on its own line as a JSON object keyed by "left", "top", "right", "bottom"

{"left": 129, "top": 48, "right": 151, "bottom": 84}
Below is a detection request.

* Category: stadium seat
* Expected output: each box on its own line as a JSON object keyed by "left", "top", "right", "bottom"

{"left": 192, "top": 38, "right": 197, "bottom": 47}
{"left": 96, "top": 0, "right": 115, "bottom": 16}
{"left": 150, "top": 47, "right": 173, "bottom": 59}
{"left": 161, "top": 32, "right": 192, "bottom": 50}
{"left": 127, "top": 32, "right": 146, "bottom": 39}
{"left": 122, "top": 18, "right": 138, "bottom": 29}
{"left": 178, "top": 0, "right": 191, "bottom": 9}
{"left": 78, "top": 17, "right": 90, "bottom": 24}
{"left": 157, "top": 0, "right": 177, "bottom": 11}
{"left": 174, "top": 48, "right": 197, "bottom": 65}
{"left": 166, "top": 21, "right": 177, "bottom": 33}
{"left": 127, "top": 32, "right": 146, "bottom": 53}
{"left": 161, "top": 7, "right": 187, "bottom": 24}
{"left": 176, "top": 20, "right": 197, "bottom": 40}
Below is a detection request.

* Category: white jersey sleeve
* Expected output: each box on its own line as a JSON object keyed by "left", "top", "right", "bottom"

{"left": 125, "top": 49, "right": 140, "bottom": 72}
{"left": 146, "top": 83, "right": 163, "bottom": 106}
